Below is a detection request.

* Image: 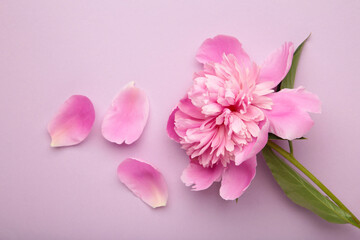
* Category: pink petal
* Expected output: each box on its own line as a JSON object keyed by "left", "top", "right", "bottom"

{"left": 234, "top": 119, "right": 269, "bottom": 165}
{"left": 264, "top": 87, "right": 321, "bottom": 140}
{"left": 219, "top": 157, "right": 257, "bottom": 200}
{"left": 47, "top": 95, "right": 95, "bottom": 147}
{"left": 181, "top": 160, "right": 224, "bottom": 191}
{"left": 167, "top": 106, "right": 181, "bottom": 142}
{"left": 102, "top": 82, "right": 149, "bottom": 145}
{"left": 178, "top": 97, "right": 205, "bottom": 119}
{"left": 195, "top": 35, "right": 250, "bottom": 65}
{"left": 259, "top": 42, "right": 294, "bottom": 88}
{"left": 117, "top": 158, "right": 168, "bottom": 208}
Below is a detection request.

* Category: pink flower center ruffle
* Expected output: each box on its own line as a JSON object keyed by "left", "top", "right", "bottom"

{"left": 174, "top": 54, "right": 274, "bottom": 168}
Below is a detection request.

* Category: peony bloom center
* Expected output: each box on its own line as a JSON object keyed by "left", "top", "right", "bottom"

{"left": 174, "top": 54, "right": 274, "bottom": 168}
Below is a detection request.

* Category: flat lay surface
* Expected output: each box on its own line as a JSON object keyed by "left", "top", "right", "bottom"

{"left": 1, "top": 0, "right": 359, "bottom": 239}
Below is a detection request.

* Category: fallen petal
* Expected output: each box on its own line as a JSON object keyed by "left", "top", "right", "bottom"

{"left": 48, "top": 95, "right": 95, "bottom": 147}
{"left": 102, "top": 82, "right": 149, "bottom": 144}
{"left": 117, "top": 158, "right": 168, "bottom": 208}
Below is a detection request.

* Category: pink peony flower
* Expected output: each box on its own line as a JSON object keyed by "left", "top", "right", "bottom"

{"left": 167, "top": 35, "right": 321, "bottom": 200}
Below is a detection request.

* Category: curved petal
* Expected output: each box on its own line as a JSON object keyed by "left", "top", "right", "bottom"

{"left": 258, "top": 42, "right": 294, "bottom": 88}
{"left": 234, "top": 119, "right": 269, "bottom": 165}
{"left": 195, "top": 35, "right": 250, "bottom": 65}
{"left": 48, "top": 95, "right": 95, "bottom": 147}
{"left": 167, "top": 106, "right": 181, "bottom": 142}
{"left": 264, "top": 87, "right": 321, "bottom": 140}
{"left": 220, "top": 157, "right": 257, "bottom": 200}
{"left": 117, "top": 158, "right": 168, "bottom": 208}
{"left": 181, "top": 161, "right": 224, "bottom": 191}
{"left": 102, "top": 82, "right": 149, "bottom": 145}
{"left": 177, "top": 97, "right": 205, "bottom": 119}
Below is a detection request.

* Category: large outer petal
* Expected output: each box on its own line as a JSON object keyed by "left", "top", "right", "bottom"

{"left": 195, "top": 35, "right": 250, "bottom": 65}
{"left": 166, "top": 106, "right": 181, "bottom": 142}
{"left": 48, "top": 95, "right": 95, "bottom": 147}
{"left": 258, "top": 42, "right": 294, "bottom": 88}
{"left": 117, "top": 158, "right": 168, "bottom": 208}
{"left": 181, "top": 160, "right": 224, "bottom": 191}
{"left": 102, "top": 82, "right": 149, "bottom": 145}
{"left": 264, "top": 87, "right": 321, "bottom": 140}
{"left": 220, "top": 157, "right": 257, "bottom": 200}
{"left": 234, "top": 119, "right": 269, "bottom": 165}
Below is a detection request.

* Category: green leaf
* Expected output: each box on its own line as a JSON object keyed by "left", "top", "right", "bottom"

{"left": 280, "top": 34, "right": 311, "bottom": 89}
{"left": 268, "top": 133, "right": 306, "bottom": 140}
{"left": 262, "top": 146, "right": 357, "bottom": 225}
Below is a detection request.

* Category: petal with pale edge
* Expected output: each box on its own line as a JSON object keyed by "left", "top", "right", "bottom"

{"left": 220, "top": 157, "right": 257, "bottom": 200}
{"left": 234, "top": 119, "right": 269, "bottom": 165}
{"left": 259, "top": 42, "right": 294, "bottom": 88}
{"left": 196, "top": 35, "right": 250, "bottom": 65}
{"left": 181, "top": 160, "right": 224, "bottom": 191}
{"left": 264, "top": 87, "right": 321, "bottom": 140}
{"left": 167, "top": 106, "right": 180, "bottom": 142}
{"left": 48, "top": 95, "right": 95, "bottom": 147}
{"left": 117, "top": 158, "right": 168, "bottom": 208}
{"left": 102, "top": 82, "right": 149, "bottom": 144}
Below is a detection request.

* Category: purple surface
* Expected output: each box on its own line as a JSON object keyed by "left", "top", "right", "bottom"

{"left": 1, "top": 0, "right": 359, "bottom": 239}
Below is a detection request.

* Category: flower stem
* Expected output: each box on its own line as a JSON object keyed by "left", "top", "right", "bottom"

{"left": 288, "top": 141, "right": 294, "bottom": 155}
{"left": 267, "top": 140, "right": 360, "bottom": 228}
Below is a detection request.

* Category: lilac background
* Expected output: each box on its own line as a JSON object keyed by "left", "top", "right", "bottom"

{"left": 1, "top": 0, "right": 360, "bottom": 239}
